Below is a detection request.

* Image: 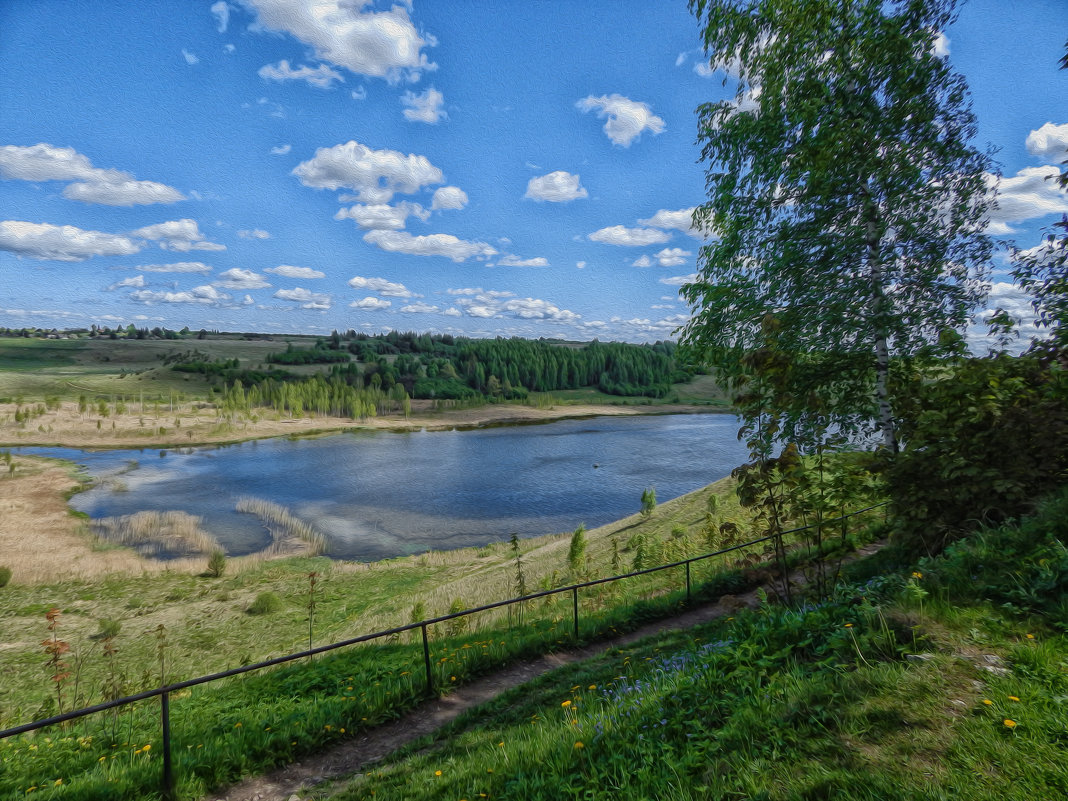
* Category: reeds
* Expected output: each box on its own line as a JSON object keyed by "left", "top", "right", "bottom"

{"left": 235, "top": 496, "right": 327, "bottom": 556}
{"left": 90, "top": 510, "right": 221, "bottom": 558}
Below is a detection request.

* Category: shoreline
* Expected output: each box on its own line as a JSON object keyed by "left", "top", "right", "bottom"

{"left": 0, "top": 399, "right": 730, "bottom": 451}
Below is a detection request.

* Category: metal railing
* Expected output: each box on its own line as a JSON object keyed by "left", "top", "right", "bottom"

{"left": 0, "top": 501, "right": 887, "bottom": 799}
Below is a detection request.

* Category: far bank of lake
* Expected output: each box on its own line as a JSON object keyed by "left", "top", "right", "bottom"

{"left": 18, "top": 413, "right": 747, "bottom": 562}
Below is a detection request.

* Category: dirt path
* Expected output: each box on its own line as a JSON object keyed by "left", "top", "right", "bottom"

{"left": 205, "top": 544, "right": 882, "bottom": 801}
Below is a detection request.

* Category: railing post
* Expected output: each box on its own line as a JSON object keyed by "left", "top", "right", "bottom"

{"left": 685, "top": 561, "right": 691, "bottom": 604}
{"left": 572, "top": 586, "right": 579, "bottom": 641}
{"left": 421, "top": 623, "right": 434, "bottom": 696}
{"left": 161, "top": 690, "right": 175, "bottom": 801}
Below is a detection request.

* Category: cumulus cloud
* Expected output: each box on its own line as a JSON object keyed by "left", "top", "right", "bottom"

{"left": 265, "top": 264, "right": 325, "bottom": 279}
{"left": 575, "top": 94, "right": 665, "bottom": 147}
{"left": 270, "top": 144, "right": 292, "bottom": 155}
{"left": 211, "top": 1, "right": 230, "bottom": 32}
{"left": 129, "top": 285, "right": 232, "bottom": 305}
{"left": 135, "top": 261, "right": 213, "bottom": 274}
{"left": 131, "top": 219, "right": 226, "bottom": 251}
{"left": 431, "top": 186, "right": 468, "bottom": 211}
{"left": 449, "top": 289, "right": 580, "bottom": 323}
{"left": 239, "top": 0, "right": 436, "bottom": 82}
{"left": 107, "top": 275, "right": 146, "bottom": 290}
{"left": 576, "top": 261, "right": 586, "bottom": 269}
{"left": 931, "top": 31, "right": 950, "bottom": 58}
{"left": 237, "top": 228, "right": 271, "bottom": 239}
{"left": 334, "top": 201, "right": 429, "bottom": 230}
{"left": 632, "top": 255, "right": 652, "bottom": 268}
{"left": 0, "top": 220, "right": 141, "bottom": 261}
{"left": 399, "top": 301, "right": 439, "bottom": 313}
{"left": 274, "top": 287, "right": 332, "bottom": 309}
{"left": 986, "top": 166, "right": 1068, "bottom": 235}
{"left": 363, "top": 230, "right": 497, "bottom": 262}
{"left": 0, "top": 143, "right": 185, "bottom": 206}
{"left": 496, "top": 254, "right": 549, "bottom": 267}
{"left": 1026, "top": 122, "right": 1068, "bottom": 162}
{"left": 659, "top": 273, "right": 697, "bottom": 287}
{"left": 649, "top": 247, "right": 692, "bottom": 267}
{"left": 213, "top": 268, "right": 270, "bottom": 289}
{"left": 293, "top": 140, "right": 443, "bottom": 204}
{"left": 588, "top": 225, "right": 671, "bottom": 246}
{"left": 638, "top": 207, "right": 706, "bottom": 238}
{"left": 182, "top": 49, "right": 200, "bottom": 65}
{"left": 401, "top": 87, "right": 446, "bottom": 123}
{"left": 348, "top": 275, "right": 416, "bottom": 298}
{"left": 258, "top": 60, "right": 344, "bottom": 89}
{"left": 350, "top": 296, "right": 391, "bottom": 309}
{"left": 524, "top": 171, "right": 588, "bottom": 203}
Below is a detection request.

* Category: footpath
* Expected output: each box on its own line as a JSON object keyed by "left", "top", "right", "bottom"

{"left": 206, "top": 541, "right": 883, "bottom": 801}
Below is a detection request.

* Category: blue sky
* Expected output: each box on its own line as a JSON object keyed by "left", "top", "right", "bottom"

{"left": 1, "top": 0, "right": 1065, "bottom": 345}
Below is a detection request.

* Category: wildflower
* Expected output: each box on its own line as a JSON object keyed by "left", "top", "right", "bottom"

{"left": 498, "top": 741, "right": 504, "bottom": 747}
{"left": 234, "top": 723, "right": 242, "bottom": 728}
{"left": 54, "top": 780, "right": 63, "bottom": 786}
{"left": 143, "top": 744, "right": 151, "bottom": 752}
{"left": 912, "top": 571, "right": 923, "bottom": 579}
{"left": 982, "top": 699, "right": 993, "bottom": 706}
{"left": 574, "top": 741, "right": 584, "bottom": 749}
{"left": 588, "top": 684, "right": 596, "bottom": 690}
{"left": 844, "top": 623, "right": 854, "bottom": 628}
{"left": 435, "top": 770, "right": 443, "bottom": 777}
{"left": 1004, "top": 719, "right": 1017, "bottom": 729}
{"left": 561, "top": 700, "right": 572, "bottom": 707}
{"left": 99, "top": 756, "right": 107, "bottom": 762}
{"left": 340, "top": 728, "right": 346, "bottom": 734}
{"left": 324, "top": 725, "right": 332, "bottom": 731}
{"left": 1026, "top": 633, "right": 1035, "bottom": 640}
{"left": 1008, "top": 696, "right": 1020, "bottom": 702}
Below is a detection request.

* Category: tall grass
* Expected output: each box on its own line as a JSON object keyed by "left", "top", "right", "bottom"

{"left": 235, "top": 496, "right": 327, "bottom": 556}
{"left": 90, "top": 511, "right": 220, "bottom": 558}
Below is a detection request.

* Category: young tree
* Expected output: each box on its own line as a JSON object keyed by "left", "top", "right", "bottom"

{"left": 680, "top": 0, "right": 995, "bottom": 452}
{"left": 640, "top": 486, "right": 657, "bottom": 518}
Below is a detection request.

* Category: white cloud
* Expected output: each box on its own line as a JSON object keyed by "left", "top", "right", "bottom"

{"left": 659, "top": 273, "right": 697, "bottom": 287}
{"left": 214, "top": 268, "right": 270, "bottom": 289}
{"left": 292, "top": 140, "right": 443, "bottom": 204}
{"left": 399, "top": 301, "right": 439, "bottom": 314}
{"left": 651, "top": 247, "right": 692, "bottom": 267}
{"left": 237, "top": 228, "right": 271, "bottom": 239}
{"left": 443, "top": 307, "right": 461, "bottom": 317}
{"left": 334, "top": 201, "right": 429, "bottom": 230}
{"left": 265, "top": 264, "right": 325, "bottom": 279}
{"left": 0, "top": 220, "right": 141, "bottom": 261}
{"left": 986, "top": 166, "right": 1068, "bottom": 235}
{"left": 576, "top": 261, "right": 586, "bottom": 269}
{"left": 131, "top": 219, "right": 226, "bottom": 251}
{"left": 524, "top": 171, "right": 588, "bottom": 203}
{"left": 129, "top": 285, "right": 232, "bottom": 305}
{"left": 224, "top": 44, "right": 236, "bottom": 54}
{"left": 270, "top": 144, "right": 292, "bottom": 155}
{"left": 274, "top": 287, "right": 332, "bottom": 309}
{"left": 258, "top": 60, "right": 344, "bottom": 89}
{"left": 107, "top": 275, "right": 146, "bottom": 290}
{"left": 449, "top": 290, "right": 579, "bottom": 323}
{"left": 632, "top": 255, "right": 653, "bottom": 268}
{"left": 363, "top": 230, "right": 497, "bottom": 262}
{"left": 496, "top": 254, "right": 549, "bottom": 267}
{"left": 351, "top": 86, "right": 367, "bottom": 100}
{"left": 431, "top": 185, "right": 468, "bottom": 210}
{"left": 211, "top": 1, "right": 230, "bottom": 32}
{"left": 182, "top": 49, "right": 200, "bottom": 65}
{"left": 588, "top": 225, "right": 672, "bottom": 246}
{"left": 1025, "top": 122, "right": 1068, "bottom": 162}
{"left": 136, "top": 261, "right": 213, "bottom": 274}
{"left": 575, "top": 94, "right": 665, "bottom": 147}
{"left": 239, "top": 0, "right": 436, "bottom": 82}
{"left": 932, "top": 31, "right": 950, "bottom": 58}
{"left": 639, "top": 207, "right": 705, "bottom": 238}
{"left": 350, "top": 296, "right": 391, "bottom": 309}
{"left": 348, "top": 275, "right": 416, "bottom": 298}
{"left": 401, "top": 87, "right": 446, "bottom": 123}
{"left": 0, "top": 144, "right": 185, "bottom": 206}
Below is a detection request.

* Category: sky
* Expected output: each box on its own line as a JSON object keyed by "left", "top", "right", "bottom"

{"left": 0, "top": 0, "right": 1066, "bottom": 347}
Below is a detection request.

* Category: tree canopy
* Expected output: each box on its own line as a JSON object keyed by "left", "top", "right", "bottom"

{"left": 680, "top": 0, "right": 995, "bottom": 451}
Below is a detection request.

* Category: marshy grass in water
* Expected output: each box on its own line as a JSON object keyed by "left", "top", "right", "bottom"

{"left": 235, "top": 495, "right": 327, "bottom": 556}
{"left": 90, "top": 510, "right": 220, "bottom": 558}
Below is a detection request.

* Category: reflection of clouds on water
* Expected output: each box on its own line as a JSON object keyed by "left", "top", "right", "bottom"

{"left": 112, "top": 467, "right": 183, "bottom": 490}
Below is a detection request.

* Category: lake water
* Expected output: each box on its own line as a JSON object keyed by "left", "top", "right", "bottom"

{"left": 18, "top": 413, "right": 748, "bottom": 561}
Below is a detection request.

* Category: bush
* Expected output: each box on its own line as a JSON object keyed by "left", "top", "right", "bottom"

{"left": 206, "top": 549, "right": 227, "bottom": 578}
{"left": 0, "top": 566, "right": 10, "bottom": 588}
{"left": 97, "top": 618, "right": 122, "bottom": 638}
{"left": 247, "top": 591, "right": 283, "bottom": 616}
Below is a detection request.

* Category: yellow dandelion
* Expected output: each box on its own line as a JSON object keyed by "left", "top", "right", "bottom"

{"left": 574, "top": 741, "right": 584, "bottom": 749}
{"left": 142, "top": 744, "right": 151, "bottom": 752}
{"left": 450, "top": 676, "right": 456, "bottom": 682}
{"left": 912, "top": 571, "right": 923, "bottom": 579}
{"left": 1004, "top": 719, "right": 1017, "bottom": 729}
{"left": 340, "top": 728, "right": 346, "bottom": 734}
{"left": 1026, "top": 633, "right": 1035, "bottom": 640}
{"left": 588, "top": 684, "right": 596, "bottom": 690}
{"left": 487, "top": 769, "right": 494, "bottom": 774}
{"left": 234, "top": 723, "right": 242, "bottom": 728}
{"left": 25, "top": 787, "right": 36, "bottom": 794}
{"left": 561, "top": 700, "right": 572, "bottom": 707}
{"left": 54, "top": 780, "right": 62, "bottom": 786}
{"left": 982, "top": 699, "right": 993, "bottom": 706}
{"left": 498, "top": 741, "right": 504, "bottom": 747}
{"left": 1008, "top": 696, "right": 1020, "bottom": 702}
{"left": 99, "top": 756, "right": 107, "bottom": 762}
{"left": 324, "top": 725, "right": 333, "bottom": 731}
{"left": 435, "top": 770, "right": 443, "bottom": 777}
{"left": 844, "top": 623, "right": 854, "bottom": 628}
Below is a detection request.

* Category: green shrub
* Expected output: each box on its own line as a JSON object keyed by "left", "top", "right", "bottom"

{"left": 247, "top": 591, "right": 283, "bottom": 616}
{"left": 206, "top": 549, "right": 227, "bottom": 578}
{"left": 0, "top": 566, "right": 10, "bottom": 588}
{"left": 97, "top": 618, "right": 122, "bottom": 638}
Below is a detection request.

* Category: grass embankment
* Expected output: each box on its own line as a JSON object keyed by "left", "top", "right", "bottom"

{"left": 318, "top": 490, "right": 1068, "bottom": 801}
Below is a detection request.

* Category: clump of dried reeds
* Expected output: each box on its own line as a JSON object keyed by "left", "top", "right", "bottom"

{"left": 91, "top": 510, "right": 221, "bottom": 558}
{"left": 235, "top": 496, "right": 326, "bottom": 556}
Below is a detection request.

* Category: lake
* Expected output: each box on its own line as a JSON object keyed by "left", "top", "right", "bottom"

{"left": 18, "top": 413, "right": 748, "bottom": 561}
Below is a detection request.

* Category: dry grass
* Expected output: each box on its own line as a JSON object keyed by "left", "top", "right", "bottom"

{"left": 90, "top": 509, "right": 221, "bottom": 557}
{"left": 236, "top": 496, "right": 327, "bottom": 555}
